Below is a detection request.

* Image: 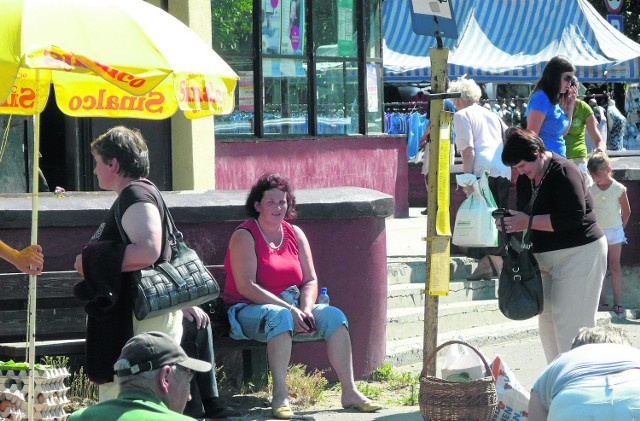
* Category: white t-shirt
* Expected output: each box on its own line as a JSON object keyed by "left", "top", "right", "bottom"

{"left": 588, "top": 178, "right": 626, "bottom": 229}
{"left": 453, "top": 103, "right": 511, "bottom": 179}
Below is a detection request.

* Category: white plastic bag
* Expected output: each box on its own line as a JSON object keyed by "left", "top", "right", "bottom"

{"left": 491, "top": 355, "right": 530, "bottom": 421}
{"left": 440, "top": 340, "right": 487, "bottom": 381}
{"left": 479, "top": 170, "right": 498, "bottom": 210}
{"left": 452, "top": 172, "right": 498, "bottom": 247}
{"left": 421, "top": 142, "right": 430, "bottom": 174}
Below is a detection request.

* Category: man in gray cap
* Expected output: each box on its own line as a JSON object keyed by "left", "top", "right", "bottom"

{"left": 70, "top": 331, "right": 213, "bottom": 420}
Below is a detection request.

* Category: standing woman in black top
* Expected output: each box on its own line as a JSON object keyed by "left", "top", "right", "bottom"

{"left": 498, "top": 127, "right": 607, "bottom": 364}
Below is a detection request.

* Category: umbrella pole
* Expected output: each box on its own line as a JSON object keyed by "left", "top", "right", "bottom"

{"left": 27, "top": 68, "right": 41, "bottom": 421}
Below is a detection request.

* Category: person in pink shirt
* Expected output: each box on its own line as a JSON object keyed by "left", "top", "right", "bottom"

{"left": 223, "top": 173, "right": 381, "bottom": 420}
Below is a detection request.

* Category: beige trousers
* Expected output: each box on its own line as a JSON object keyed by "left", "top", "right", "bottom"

{"left": 98, "top": 310, "right": 183, "bottom": 401}
{"left": 535, "top": 236, "right": 608, "bottom": 363}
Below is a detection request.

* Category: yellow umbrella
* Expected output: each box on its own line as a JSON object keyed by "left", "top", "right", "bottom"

{"left": 0, "top": 0, "right": 238, "bottom": 418}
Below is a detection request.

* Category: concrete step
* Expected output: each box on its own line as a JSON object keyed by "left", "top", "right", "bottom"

{"left": 384, "top": 318, "right": 538, "bottom": 367}
{"left": 387, "top": 255, "right": 481, "bottom": 285}
{"left": 438, "top": 300, "right": 508, "bottom": 332}
{"left": 388, "top": 257, "right": 640, "bottom": 310}
{"left": 385, "top": 312, "right": 613, "bottom": 367}
{"left": 386, "top": 299, "right": 510, "bottom": 341}
{"left": 387, "top": 283, "right": 426, "bottom": 310}
{"left": 441, "top": 278, "right": 496, "bottom": 303}
{"left": 387, "top": 279, "right": 496, "bottom": 309}
{"left": 386, "top": 307, "right": 424, "bottom": 341}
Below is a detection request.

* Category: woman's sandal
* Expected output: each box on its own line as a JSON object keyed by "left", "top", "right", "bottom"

{"left": 343, "top": 401, "right": 383, "bottom": 412}
{"left": 613, "top": 304, "right": 625, "bottom": 315}
{"left": 272, "top": 405, "right": 294, "bottom": 420}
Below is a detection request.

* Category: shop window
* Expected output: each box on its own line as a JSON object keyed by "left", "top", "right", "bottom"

{"left": 214, "top": 62, "right": 255, "bottom": 136}
{"left": 314, "top": 0, "right": 357, "bottom": 59}
{"left": 315, "top": 60, "right": 358, "bottom": 134}
{"left": 212, "top": 0, "right": 382, "bottom": 138}
{"left": 211, "top": 0, "right": 253, "bottom": 54}
{"left": 365, "top": 0, "right": 381, "bottom": 59}
{"left": 263, "top": 58, "right": 309, "bottom": 135}
{"left": 366, "top": 63, "right": 383, "bottom": 133}
{"left": 211, "top": 0, "right": 254, "bottom": 137}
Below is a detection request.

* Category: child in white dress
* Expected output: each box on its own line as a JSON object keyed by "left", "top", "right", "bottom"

{"left": 588, "top": 153, "right": 631, "bottom": 315}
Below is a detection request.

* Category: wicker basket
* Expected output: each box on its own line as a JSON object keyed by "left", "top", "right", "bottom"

{"left": 419, "top": 340, "right": 497, "bottom": 421}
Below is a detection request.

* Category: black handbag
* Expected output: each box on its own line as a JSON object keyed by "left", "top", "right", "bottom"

{"left": 115, "top": 179, "right": 220, "bottom": 320}
{"left": 497, "top": 215, "right": 543, "bottom": 321}
{"left": 496, "top": 160, "right": 552, "bottom": 321}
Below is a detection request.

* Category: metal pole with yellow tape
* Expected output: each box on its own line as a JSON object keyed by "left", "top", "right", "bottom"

{"left": 422, "top": 46, "right": 454, "bottom": 377}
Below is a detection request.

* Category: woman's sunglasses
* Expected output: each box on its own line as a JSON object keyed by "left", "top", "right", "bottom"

{"left": 562, "top": 75, "right": 574, "bottom": 82}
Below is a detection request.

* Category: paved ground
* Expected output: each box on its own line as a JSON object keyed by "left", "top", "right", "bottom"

{"left": 295, "top": 319, "right": 640, "bottom": 421}
{"left": 386, "top": 207, "right": 428, "bottom": 257}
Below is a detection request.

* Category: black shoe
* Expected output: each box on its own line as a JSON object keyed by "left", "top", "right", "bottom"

{"left": 203, "top": 398, "right": 241, "bottom": 419}
{"left": 420, "top": 208, "right": 428, "bottom": 215}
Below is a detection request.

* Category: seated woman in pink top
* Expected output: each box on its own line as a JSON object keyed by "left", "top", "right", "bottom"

{"left": 223, "top": 173, "right": 381, "bottom": 420}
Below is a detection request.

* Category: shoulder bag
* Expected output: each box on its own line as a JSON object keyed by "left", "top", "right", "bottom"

{"left": 115, "top": 179, "right": 220, "bottom": 320}
{"left": 496, "top": 163, "right": 550, "bottom": 321}
{"left": 496, "top": 214, "right": 543, "bottom": 320}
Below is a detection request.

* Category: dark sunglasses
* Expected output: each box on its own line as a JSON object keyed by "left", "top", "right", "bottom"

{"left": 562, "top": 74, "right": 574, "bottom": 82}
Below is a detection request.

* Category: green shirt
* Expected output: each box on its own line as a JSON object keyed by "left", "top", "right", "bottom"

{"left": 69, "top": 387, "right": 195, "bottom": 420}
{"left": 565, "top": 99, "right": 594, "bottom": 159}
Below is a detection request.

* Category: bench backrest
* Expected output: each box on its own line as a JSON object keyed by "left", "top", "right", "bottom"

{"left": 0, "top": 271, "right": 85, "bottom": 343}
{"left": 0, "top": 265, "right": 226, "bottom": 344}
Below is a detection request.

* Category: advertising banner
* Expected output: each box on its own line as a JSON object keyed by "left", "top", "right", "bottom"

{"left": 262, "top": 0, "right": 305, "bottom": 55}
{"left": 337, "top": 0, "right": 355, "bottom": 56}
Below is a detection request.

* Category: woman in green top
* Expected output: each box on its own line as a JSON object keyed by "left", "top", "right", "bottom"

{"left": 564, "top": 78, "right": 606, "bottom": 163}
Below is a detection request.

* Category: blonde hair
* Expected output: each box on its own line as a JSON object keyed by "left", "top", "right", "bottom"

{"left": 571, "top": 325, "right": 631, "bottom": 349}
{"left": 587, "top": 152, "right": 610, "bottom": 175}
{"left": 447, "top": 76, "right": 482, "bottom": 102}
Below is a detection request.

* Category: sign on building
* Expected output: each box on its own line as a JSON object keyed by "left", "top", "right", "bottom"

{"left": 607, "top": 14, "right": 624, "bottom": 33}
{"left": 604, "top": 0, "right": 623, "bottom": 14}
{"left": 409, "top": 0, "right": 458, "bottom": 38}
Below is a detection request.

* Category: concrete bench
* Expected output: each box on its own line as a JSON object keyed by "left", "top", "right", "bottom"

{"left": 0, "top": 187, "right": 394, "bottom": 380}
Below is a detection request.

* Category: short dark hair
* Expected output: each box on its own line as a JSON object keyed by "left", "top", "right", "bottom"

{"left": 245, "top": 173, "right": 297, "bottom": 219}
{"left": 533, "top": 55, "right": 575, "bottom": 105}
{"left": 501, "top": 127, "right": 547, "bottom": 167}
{"left": 90, "top": 126, "right": 150, "bottom": 178}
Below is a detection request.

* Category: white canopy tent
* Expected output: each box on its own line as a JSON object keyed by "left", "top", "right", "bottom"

{"left": 383, "top": 0, "right": 640, "bottom": 83}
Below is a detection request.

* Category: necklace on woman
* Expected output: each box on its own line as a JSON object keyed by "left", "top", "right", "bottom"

{"left": 255, "top": 218, "right": 284, "bottom": 250}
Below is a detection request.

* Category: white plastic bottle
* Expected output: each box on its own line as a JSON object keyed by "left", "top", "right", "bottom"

{"left": 317, "top": 287, "right": 330, "bottom": 304}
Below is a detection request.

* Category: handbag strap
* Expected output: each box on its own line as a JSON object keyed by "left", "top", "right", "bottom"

{"left": 498, "top": 214, "right": 534, "bottom": 251}
{"left": 525, "top": 156, "right": 552, "bottom": 213}
{"left": 420, "top": 340, "right": 493, "bottom": 380}
{"left": 113, "top": 179, "right": 181, "bottom": 247}
{"left": 498, "top": 156, "right": 552, "bottom": 251}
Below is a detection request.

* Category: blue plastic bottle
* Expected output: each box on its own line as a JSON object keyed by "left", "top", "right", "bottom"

{"left": 317, "top": 287, "right": 330, "bottom": 304}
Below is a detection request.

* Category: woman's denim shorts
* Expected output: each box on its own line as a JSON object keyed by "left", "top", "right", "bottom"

{"left": 227, "top": 303, "right": 348, "bottom": 342}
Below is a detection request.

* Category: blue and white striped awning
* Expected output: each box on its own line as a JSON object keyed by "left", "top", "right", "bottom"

{"left": 383, "top": 0, "right": 640, "bottom": 83}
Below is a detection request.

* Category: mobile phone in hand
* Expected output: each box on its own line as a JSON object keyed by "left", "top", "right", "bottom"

{"left": 303, "top": 317, "right": 316, "bottom": 332}
{"left": 491, "top": 208, "right": 512, "bottom": 218}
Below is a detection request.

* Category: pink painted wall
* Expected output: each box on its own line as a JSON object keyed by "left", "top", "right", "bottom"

{"left": 215, "top": 136, "right": 409, "bottom": 217}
